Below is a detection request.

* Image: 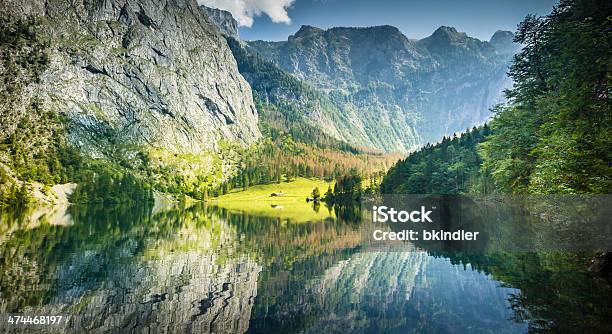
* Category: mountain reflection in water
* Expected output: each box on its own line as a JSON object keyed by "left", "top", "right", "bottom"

{"left": 0, "top": 200, "right": 610, "bottom": 333}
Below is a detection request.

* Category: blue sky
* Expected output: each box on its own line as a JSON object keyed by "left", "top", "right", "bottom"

{"left": 200, "top": 0, "right": 558, "bottom": 42}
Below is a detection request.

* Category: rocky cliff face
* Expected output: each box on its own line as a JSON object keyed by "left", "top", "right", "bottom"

{"left": 259, "top": 24, "right": 426, "bottom": 90}
{"left": 200, "top": 5, "right": 240, "bottom": 40}
{"left": 248, "top": 25, "right": 517, "bottom": 152}
{"left": 1, "top": 0, "right": 259, "bottom": 158}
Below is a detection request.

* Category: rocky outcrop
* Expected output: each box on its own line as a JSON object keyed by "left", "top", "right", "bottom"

{"left": 248, "top": 25, "right": 517, "bottom": 152}
{"left": 200, "top": 5, "right": 240, "bottom": 40}
{"left": 0, "top": 0, "right": 260, "bottom": 157}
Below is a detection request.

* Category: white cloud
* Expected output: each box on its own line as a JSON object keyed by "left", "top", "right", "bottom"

{"left": 198, "top": 0, "right": 295, "bottom": 27}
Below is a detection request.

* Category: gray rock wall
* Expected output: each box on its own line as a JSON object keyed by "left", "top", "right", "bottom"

{"left": 2, "top": 0, "right": 260, "bottom": 157}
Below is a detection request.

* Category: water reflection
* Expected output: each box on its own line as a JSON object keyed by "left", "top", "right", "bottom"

{"left": 249, "top": 251, "right": 525, "bottom": 334}
{"left": 0, "top": 201, "right": 610, "bottom": 333}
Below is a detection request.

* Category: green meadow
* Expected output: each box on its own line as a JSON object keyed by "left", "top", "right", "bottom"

{"left": 210, "top": 177, "right": 334, "bottom": 222}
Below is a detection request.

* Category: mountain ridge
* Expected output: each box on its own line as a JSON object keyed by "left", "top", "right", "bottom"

{"left": 246, "top": 23, "right": 517, "bottom": 152}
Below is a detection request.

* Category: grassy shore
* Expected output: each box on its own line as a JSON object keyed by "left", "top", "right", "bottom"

{"left": 209, "top": 177, "right": 334, "bottom": 222}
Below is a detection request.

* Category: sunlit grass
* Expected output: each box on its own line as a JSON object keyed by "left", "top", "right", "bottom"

{"left": 210, "top": 177, "right": 334, "bottom": 222}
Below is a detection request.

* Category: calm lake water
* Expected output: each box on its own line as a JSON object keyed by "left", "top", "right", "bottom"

{"left": 0, "top": 199, "right": 610, "bottom": 333}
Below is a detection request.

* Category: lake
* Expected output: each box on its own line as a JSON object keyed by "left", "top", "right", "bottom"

{"left": 0, "top": 197, "right": 610, "bottom": 333}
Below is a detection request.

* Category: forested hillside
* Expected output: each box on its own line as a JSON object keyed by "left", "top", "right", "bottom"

{"left": 382, "top": 0, "right": 611, "bottom": 195}
{"left": 226, "top": 37, "right": 357, "bottom": 152}
{"left": 209, "top": 38, "right": 402, "bottom": 196}
{"left": 381, "top": 126, "right": 493, "bottom": 194}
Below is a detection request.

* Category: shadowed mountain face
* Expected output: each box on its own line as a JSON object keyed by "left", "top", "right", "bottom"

{"left": 247, "top": 25, "right": 517, "bottom": 152}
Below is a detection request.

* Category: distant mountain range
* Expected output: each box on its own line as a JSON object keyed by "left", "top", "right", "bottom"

{"left": 248, "top": 24, "right": 517, "bottom": 152}
{"left": 205, "top": 5, "right": 519, "bottom": 152}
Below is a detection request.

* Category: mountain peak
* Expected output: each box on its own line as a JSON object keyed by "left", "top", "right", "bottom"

{"left": 489, "top": 30, "right": 514, "bottom": 44}
{"left": 489, "top": 30, "right": 518, "bottom": 54}
{"left": 432, "top": 26, "right": 465, "bottom": 39}
{"left": 435, "top": 26, "right": 457, "bottom": 33}
{"left": 293, "top": 25, "right": 324, "bottom": 38}
{"left": 364, "top": 25, "right": 402, "bottom": 33}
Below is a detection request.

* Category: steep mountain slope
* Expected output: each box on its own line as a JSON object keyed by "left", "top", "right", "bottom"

{"left": 216, "top": 38, "right": 402, "bottom": 192}
{"left": 0, "top": 0, "right": 261, "bottom": 202}
{"left": 248, "top": 25, "right": 516, "bottom": 152}
{"left": 1, "top": 0, "right": 259, "bottom": 157}
{"left": 226, "top": 37, "right": 370, "bottom": 149}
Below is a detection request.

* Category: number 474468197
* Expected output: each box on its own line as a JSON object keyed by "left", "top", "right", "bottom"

{"left": 7, "top": 315, "right": 63, "bottom": 325}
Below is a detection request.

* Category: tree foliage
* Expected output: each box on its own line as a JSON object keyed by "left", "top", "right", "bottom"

{"left": 481, "top": 0, "right": 611, "bottom": 194}
{"left": 381, "top": 126, "right": 493, "bottom": 194}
